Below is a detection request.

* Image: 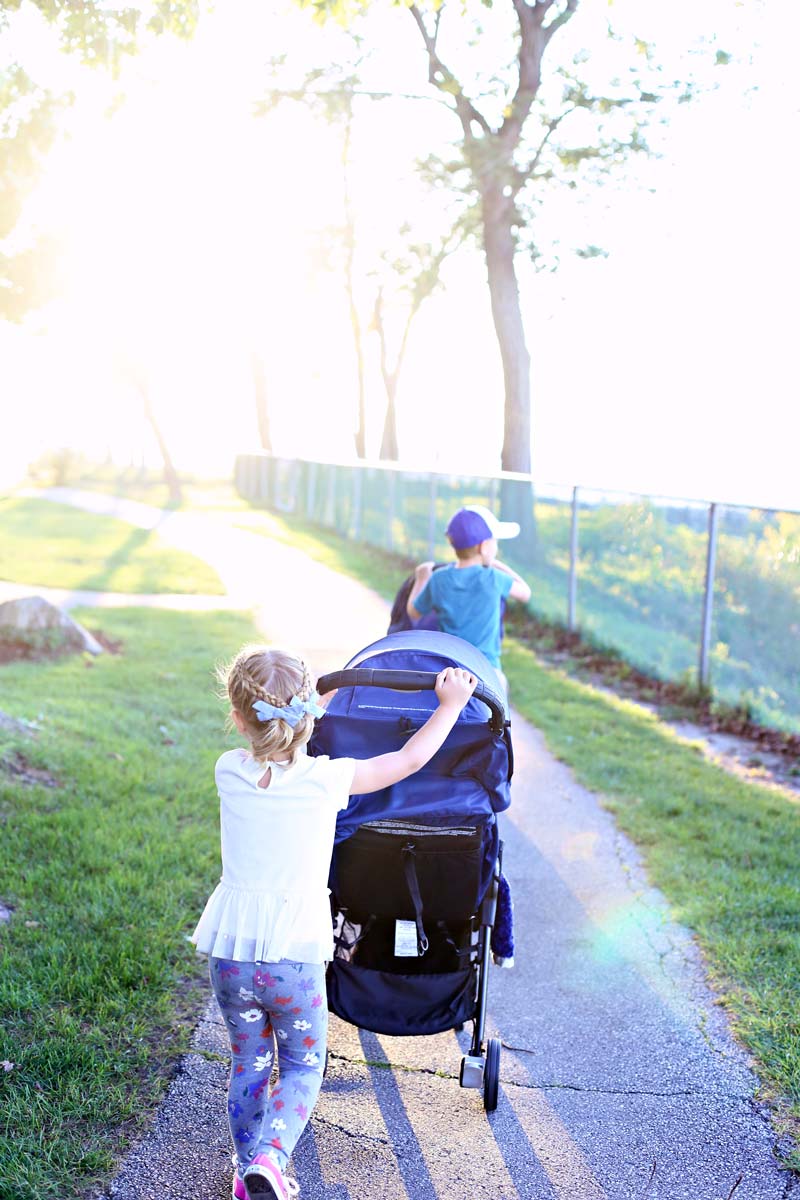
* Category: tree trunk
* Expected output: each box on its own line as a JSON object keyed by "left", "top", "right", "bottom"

{"left": 349, "top": 294, "right": 367, "bottom": 459}
{"left": 373, "top": 288, "right": 401, "bottom": 462}
{"left": 379, "top": 374, "right": 399, "bottom": 461}
{"left": 482, "top": 185, "right": 536, "bottom": 548}
{"left": 342, "top": 112, "right": 368, "bottom": 459}
{"left": 141, "top": 387, "right": 182, "bottom": 505}
{"left": 251, "top": 351, "right": 272, "bottom": 453}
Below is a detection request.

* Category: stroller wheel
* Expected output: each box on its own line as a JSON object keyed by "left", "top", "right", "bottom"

{"left": 483, "top": 1038, "right": 501, "bottom": 1112}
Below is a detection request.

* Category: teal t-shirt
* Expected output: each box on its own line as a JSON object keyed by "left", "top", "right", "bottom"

{"left": 413, "top": 564, "right": 514, "bottom": 667}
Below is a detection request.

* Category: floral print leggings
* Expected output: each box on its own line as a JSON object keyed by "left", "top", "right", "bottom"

{"left": 210, "top": 957, "right": 328, "bottom": 1176}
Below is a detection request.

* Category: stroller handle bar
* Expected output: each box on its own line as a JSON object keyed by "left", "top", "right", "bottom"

{"left": 316, "top": 668, "right": 508, "bottom": 735}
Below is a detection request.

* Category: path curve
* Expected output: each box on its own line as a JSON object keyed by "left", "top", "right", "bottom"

{"left": 9, "top": 488, "right": 798, "bottom": 1200}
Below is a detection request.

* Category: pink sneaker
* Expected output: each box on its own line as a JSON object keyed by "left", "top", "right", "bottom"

{"left": 233, "top": 1174, "right": 247, "bottom": 1200}
{"left": 243, "top": 1153, "right": 299, "bottom": 1199}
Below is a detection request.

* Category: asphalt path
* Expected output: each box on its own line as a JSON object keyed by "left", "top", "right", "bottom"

{"left": 9, "top": 489, "right": 798, "bottom": 1200}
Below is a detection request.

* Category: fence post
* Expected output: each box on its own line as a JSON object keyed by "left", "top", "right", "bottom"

{"left": 351, "top": 467, "right": 362, "bottom": 541}
{"left": 568, "top": 485, "right": 579, "bottom": 631}
{"left": 324, "top": 465, "right": 336, "bottom": 528}
{"left": 258, "top": 456, "right": 270, "bottom": 505}
{"left": 428, "top": 473, "right": 438, "bottom": 560}
{"left": 306, "top": 461, "right": 317, "bottom": 520}
{"left": 698, "top": 501, "right": 720, "bottom": 689}
{"left": 288, "top": 460, "right": 299, "bottom": 513}
{"left": 386, "top": 470, "right": 395, "bottom": 552}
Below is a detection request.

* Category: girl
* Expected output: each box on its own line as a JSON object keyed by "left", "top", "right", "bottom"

{"left": 191, "top": 644, "right": 476, "bottom": 1200}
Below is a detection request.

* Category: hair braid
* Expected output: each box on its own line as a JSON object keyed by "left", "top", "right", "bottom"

{"left": 217, "top": 644, "right": 318, "bottom": 765}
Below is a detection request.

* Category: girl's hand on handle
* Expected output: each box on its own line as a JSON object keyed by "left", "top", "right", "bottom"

{"left": 435, "top": 667, "right": 477, "bottom": 710}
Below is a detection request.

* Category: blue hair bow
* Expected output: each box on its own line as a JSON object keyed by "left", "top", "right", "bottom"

{"left": 252, "top": 691, "right": 326, "bottom": 728}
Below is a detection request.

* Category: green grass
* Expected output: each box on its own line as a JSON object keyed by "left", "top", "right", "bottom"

{"left": 60, "top": 460, "right": 250, "bottom": 513}
{"left": 0, "top": 607, "right": 260, "bottom": 1197}
{"left": 231, "top": 498, "right": 800, "bottom": 1164}
{"left": 0, "top": 497, "right": 224, "bottom": 594}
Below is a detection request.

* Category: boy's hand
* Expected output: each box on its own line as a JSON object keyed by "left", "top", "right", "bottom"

{"left": 415, "top": 561, "right": 435, "bottom": 581}
{"left": 435, "top": 667, "right": 477, "bottom": 710}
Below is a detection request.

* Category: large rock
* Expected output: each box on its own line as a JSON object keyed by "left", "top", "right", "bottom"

{"left": 0, "top": 595, "right": 103, "bottom": 656}
{"left": 0, "top": 710, "right": 35, "bottom": 734}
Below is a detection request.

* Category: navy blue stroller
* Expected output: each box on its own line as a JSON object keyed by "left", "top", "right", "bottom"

{"left": 312, "top": 629, "right": 512, "bottom": 1111}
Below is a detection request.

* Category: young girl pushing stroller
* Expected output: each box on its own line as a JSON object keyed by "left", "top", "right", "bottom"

{"left": 191, "top": 643, "right": 476, "bottom": 1200}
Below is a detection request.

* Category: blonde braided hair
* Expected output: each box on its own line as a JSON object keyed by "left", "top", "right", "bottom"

{"left": 218, "top": 644, "right": 317, "bottom": 764}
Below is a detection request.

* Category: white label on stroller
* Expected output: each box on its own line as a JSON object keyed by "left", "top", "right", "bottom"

{"left": 394, "top": 920, "right": 419, "bottom": 957}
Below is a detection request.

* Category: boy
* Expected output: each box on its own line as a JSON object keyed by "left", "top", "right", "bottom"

{"left": 406, "top": 504, "right": 531, "bottom": 686}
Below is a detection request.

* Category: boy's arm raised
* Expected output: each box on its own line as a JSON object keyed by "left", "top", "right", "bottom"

{"left": 406, "top": 560, "right": 435, "bottom": 621}
{"left": 493, "top": 559, "right": 531, "bottom": 603}
{"left": 349, "top": 667, "right": 476, "bottom": 796}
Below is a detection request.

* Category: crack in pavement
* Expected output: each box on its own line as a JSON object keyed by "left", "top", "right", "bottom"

{"left": 311, "top": 1115, "right": 390, "bottom": 1146}
{"left": 609, "top": 827, "right": 691, "bottom": 974}
{"left": 328, "top": 1050, "right": 756, "bottom": 1102}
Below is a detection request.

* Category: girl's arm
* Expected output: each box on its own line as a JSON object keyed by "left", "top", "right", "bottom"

{"left": 350, "top": 667, "right": 476, "bottom": 796}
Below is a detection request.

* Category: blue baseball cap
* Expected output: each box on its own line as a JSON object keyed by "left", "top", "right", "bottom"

{"left": 446, "top": 504, "right": 520, "bottom": 550}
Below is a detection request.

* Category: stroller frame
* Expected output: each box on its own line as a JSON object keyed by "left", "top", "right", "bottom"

{"left": 317, "top": 665, "right": 508, "bottom": 1112}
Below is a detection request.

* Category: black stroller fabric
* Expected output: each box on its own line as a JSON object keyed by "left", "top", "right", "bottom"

{"left": 327, "top": 960, "right": 477, "bottom": 1036}
{"left": 331, "top": 819, "right": 486, "bottom": 923}
{"left": 387, "top": 563, "right": 448, "bottom": 634}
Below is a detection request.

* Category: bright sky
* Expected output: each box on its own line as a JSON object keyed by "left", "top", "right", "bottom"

{"left": 2, "top": 0, "right": 799, "bottom": 511}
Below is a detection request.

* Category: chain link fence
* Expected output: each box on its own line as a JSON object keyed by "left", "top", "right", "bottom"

{"left": 235, "top": 453, "right": 800, "bottom": 736}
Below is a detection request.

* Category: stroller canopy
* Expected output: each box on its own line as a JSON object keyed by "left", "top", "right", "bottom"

{"left": 311, "top": 630, "right": 513, "bottom": 841}
{"left": 345, "top": 630, "right": 508, "bottom": 714}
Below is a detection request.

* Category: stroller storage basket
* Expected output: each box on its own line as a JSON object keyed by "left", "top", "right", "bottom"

{"left": 331, "top": 819, "right": 486, "bottom": 924}
{"left": 328, "top": 959, "right": 477, "bottom": 1037}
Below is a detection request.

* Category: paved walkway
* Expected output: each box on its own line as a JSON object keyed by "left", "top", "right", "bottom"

{"left": 10, "top": 489, "right": 799, "bottom": 1200}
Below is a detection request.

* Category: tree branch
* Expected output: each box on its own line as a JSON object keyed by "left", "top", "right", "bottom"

{"left": 498, "top": 0, "right": 544, "bottom": 150}
{"left": 512, "top": 104, "right": 575, "bottom": 193}
{"left": 257, "top": 84, "right": 457, "bottom": 113}
{"left": 498, "top": 0, "right": 581, "bottom": 156}
{"left": 373, "top": 287, "right": 391, "bottom": 387}
{"left": 542, "top": 0, "right": 580, "bottom": 47}
{"left": 408, "top": 4, "right": 492, "bottom": 141}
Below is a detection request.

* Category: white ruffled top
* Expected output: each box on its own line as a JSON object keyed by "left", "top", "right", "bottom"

{"left": 191, "top": 747, "right": 356, "bottom": 965}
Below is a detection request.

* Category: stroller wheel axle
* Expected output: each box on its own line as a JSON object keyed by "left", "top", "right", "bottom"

{"left": 459, "top": 1054, "right": 485, "bottom": 1090}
